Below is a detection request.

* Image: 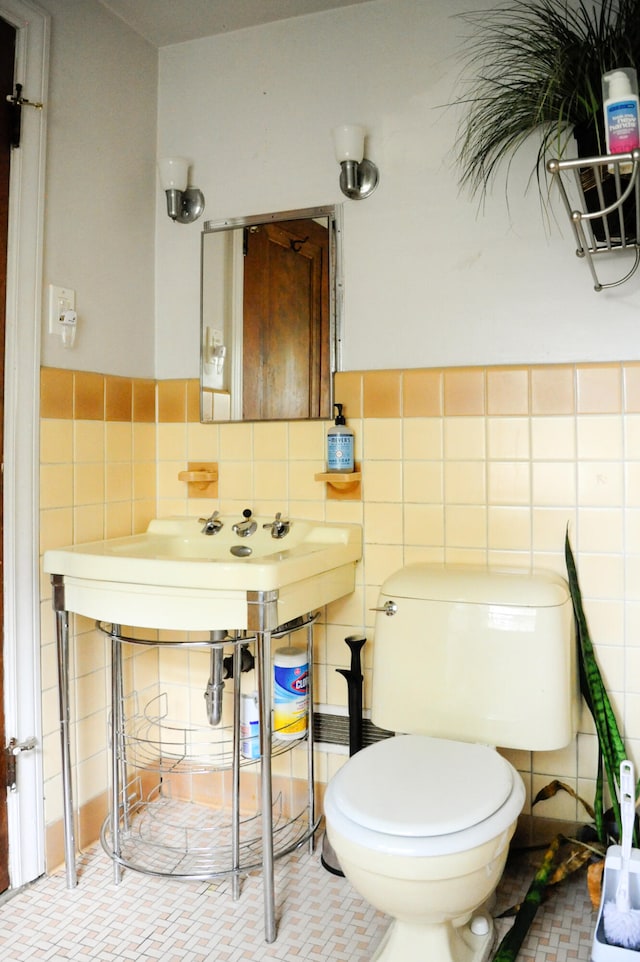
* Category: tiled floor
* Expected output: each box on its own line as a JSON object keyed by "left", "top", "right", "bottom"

{"left": 0, "top": 838, "right": 598, "bottom": 961}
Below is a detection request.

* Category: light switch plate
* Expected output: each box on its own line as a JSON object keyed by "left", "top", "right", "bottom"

{"left": 48, "top": 285, "right": 76, "bottom": 336}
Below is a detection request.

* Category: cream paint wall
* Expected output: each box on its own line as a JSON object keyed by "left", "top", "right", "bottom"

{"left": 156, "top": 0, "right": 640, "bottom": 380}
{"left": 38, "top": 0, "right": 157, "bottom": 377}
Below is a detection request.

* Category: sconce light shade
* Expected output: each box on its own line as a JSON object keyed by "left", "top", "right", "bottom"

{"left": 158, "top": 156, "right": 205, "bottom": 224}
{"left": 158, "top": 156, "right": 189, "bottom": 191}
{"left": 332, "top": 124, "right": 365, "bottom": 163}
{"left": 332, "top": 124, "right": 379, "bottom": 200}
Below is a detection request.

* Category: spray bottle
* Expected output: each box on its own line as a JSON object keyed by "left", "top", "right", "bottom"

{"left": 327, "top": 403, "right": 355, "bottom": 472}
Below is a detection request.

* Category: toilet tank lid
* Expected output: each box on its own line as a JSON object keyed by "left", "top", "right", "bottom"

{"left": 381, "top": 564, "right": 569, "bottom": 608}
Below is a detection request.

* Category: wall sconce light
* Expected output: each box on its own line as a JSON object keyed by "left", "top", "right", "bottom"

{"left": 332, "top": 124, "right": 379, "bottom": 200}
{"left": 158, "top": 156, "right": 205, "bottom": 224}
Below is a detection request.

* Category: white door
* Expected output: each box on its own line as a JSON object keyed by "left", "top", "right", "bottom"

{"left": 1, "top": 0, "right": 49, "bottom": 891}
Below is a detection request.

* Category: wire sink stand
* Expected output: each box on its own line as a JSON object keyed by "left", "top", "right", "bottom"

{"left": 99, "top": 616, "right": 318, "bottom": 942}
{"left": 101, "top": 777, "right": 318, "bottom": 880}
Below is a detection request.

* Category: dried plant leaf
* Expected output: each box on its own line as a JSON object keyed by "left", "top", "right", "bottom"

{"left": 588, "top": 859, "right": 605, "bottom": 909}
{"left": 548, "top": 842, "right": 593, "bottom": 884}
{"left": 532, "top": 778, "right": 596, "bottom": 821}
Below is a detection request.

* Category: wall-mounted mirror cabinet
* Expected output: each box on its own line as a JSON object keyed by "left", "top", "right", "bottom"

{"left": 200, "top": 205, "right": 342, "bottom": 422}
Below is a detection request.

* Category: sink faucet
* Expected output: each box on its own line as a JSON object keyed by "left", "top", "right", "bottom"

{"left": 232, "top": 508, "right": 257, "bottom": 538}
{"left": 263, "top": 512, "right": 291, "bottom": 539}
{"left": 199, "top": 510, "right": 223, "bottom": 535}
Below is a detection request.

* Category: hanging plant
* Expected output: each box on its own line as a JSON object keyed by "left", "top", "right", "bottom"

{"left": 455, "top": 0, "right": 640, "bottom": 199}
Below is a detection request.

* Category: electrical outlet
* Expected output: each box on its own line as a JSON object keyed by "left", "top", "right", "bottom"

{"left": 48, "top": 285, "right": 76, "bottom": 336}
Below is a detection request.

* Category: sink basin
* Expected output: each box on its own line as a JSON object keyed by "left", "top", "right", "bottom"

{"left": 43, "top": 516, "right": 362, "bottom": 631}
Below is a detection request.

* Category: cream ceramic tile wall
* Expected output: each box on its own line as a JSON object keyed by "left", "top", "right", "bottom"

{"left": 39, "top": 362, "right": 640, "bottom": 865}
{"left": 39, "top": 370, "right": 157, "bottom": 866}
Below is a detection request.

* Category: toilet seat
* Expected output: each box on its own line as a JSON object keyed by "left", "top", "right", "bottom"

{"left": 324, "top": 734, "right": 525, "bottom": 858}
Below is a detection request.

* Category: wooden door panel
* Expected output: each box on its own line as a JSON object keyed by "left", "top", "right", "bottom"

{"left": 243, "top": 218, "right": 329, "bottom": 421}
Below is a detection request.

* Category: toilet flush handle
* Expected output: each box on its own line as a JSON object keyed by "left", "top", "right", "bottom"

{"left": 370, "top": 600, "right": 397, "bottom": 616}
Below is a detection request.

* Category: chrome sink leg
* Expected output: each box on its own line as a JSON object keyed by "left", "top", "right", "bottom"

{"left": 257, "top": 628, "right": 276, "bottom": 943}
{"left": 306, "top": 617, "right": 316, "bottom": 855}
{"left": 110, "top": 626, "right": 123, "bottom": 884}
{"left": 231, "top": 635, "right": 242, "bottom": 900}
{"left": 53, "top": 576, "right": 77, "bottom": 890}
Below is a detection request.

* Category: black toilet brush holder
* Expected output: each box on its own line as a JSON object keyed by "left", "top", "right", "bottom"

{"left": 321, "top": 634, "right": 366, "bottom": 876}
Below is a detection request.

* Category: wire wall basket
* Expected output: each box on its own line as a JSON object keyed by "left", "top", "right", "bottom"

{"left": 548, "top": 148, "right": 640, "bottom": 291}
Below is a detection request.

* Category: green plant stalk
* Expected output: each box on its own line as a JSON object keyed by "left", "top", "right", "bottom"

{"left": 491, "top": 834, "right": 561, "bottom": 962}
{"left": 491, "top": 538, "right": 627, "bottom": 961}
{"left": 594, "top": 754, "right": 605, "bottom": 842}
{"left": 565, "top": 532, "right": 626, "bottom": 841}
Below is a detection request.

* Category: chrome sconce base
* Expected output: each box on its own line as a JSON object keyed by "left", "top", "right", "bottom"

{"left": 338, "top": 158, "right": 379, "bottom": 200}
{"left": 165, "top": 186, "right": 205, "bottom": 224}
{"left": 333, "top": 125, "right": 379, "bottom": 200}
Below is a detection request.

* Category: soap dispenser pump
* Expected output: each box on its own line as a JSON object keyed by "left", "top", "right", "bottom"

{"left": 327, "top": 403, "right": 355, "bottom": 472}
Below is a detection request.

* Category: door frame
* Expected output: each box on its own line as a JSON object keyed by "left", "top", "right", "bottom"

{"left": 1, "top": 0, "right": 49, "bottom": 890}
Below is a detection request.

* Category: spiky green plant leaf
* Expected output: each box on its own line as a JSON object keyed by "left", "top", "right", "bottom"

{"left": 456, "top": 0, "right": 640, "bottom": 198}
{"left": 492, "top": 834, "right": 561, "bottom": 962}
{"left": 491, "top": 534, "right": 628, "bottom": 960}
{"left": 565, "top": 530, "right": 626, "bottom": 842}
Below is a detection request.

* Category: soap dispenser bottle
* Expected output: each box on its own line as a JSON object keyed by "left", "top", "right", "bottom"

{"left": 327, "top": 403, "right": 355, "bottom": 472}
{"left": 603, "top": 67, "right": 640, "bottom": 172}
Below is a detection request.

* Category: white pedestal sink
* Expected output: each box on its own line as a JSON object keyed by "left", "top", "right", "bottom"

{"left": 43, "top": 515, "right": 362, "bottom": 630}
{"left": 43, "top": 514, "right": 362, "bottom": 942}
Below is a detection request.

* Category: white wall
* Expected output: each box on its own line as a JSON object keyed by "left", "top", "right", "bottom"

{"left": 156, "top": 0, "right": 640, "bottom": 380}
{"left": 39, "top": 0, "right": 157, "bottom": 377}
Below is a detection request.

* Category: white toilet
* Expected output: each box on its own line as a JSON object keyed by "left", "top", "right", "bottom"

{"left": 324, "top": 563, "right": 579, "bottom": 962}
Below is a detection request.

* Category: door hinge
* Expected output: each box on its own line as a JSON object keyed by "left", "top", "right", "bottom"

{"left": 5, "top": 737, "right": 36, "bottom": 792}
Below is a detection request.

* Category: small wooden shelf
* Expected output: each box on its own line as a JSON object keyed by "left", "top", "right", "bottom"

{"left": 178, "top": 462, "right": 218, "bottom": 498}
{"left": 314, "top": 469, "right": 362, "bottom": 500}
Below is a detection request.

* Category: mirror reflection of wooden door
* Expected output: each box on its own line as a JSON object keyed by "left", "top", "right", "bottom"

{"left": 242, "top": 218, "right": 330, "bottom": 420}
{"left": 0, "top": 14, "right": 15, "bottom": 895}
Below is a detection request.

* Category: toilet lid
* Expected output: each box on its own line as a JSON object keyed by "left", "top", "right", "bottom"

{"left": 329, "top": 735, "right": 514, "bottom": 838}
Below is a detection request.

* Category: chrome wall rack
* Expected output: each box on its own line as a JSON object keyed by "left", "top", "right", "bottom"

{"left": 547, "top": 148, "right": 640, "bottom": 291}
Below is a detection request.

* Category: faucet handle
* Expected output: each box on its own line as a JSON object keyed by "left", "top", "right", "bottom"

{"left": 263, "top": 511, "right": 291, "bottom": 539}
{"left": 199, "top": 510, "right": 223, "bottom": 535}
{"left": 198, "top": 510, "right": 219, "bottom": 523}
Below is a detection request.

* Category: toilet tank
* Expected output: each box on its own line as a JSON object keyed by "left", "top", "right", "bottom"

{"left": 371, "top": 564, "right": 578, "bottom": 751}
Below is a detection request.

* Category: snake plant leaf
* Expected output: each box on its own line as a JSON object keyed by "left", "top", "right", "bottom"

{"left": 565, "top": 531, "right": 626, "bottom": 842}
{"left": 492, "top": 834, "right": 561, "bottom": 962}
{"left": 496, "top": 834, "right": 599, "bottom": 919}
{"left": 492, "top": 536, "right": 627, "bottom": 960}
